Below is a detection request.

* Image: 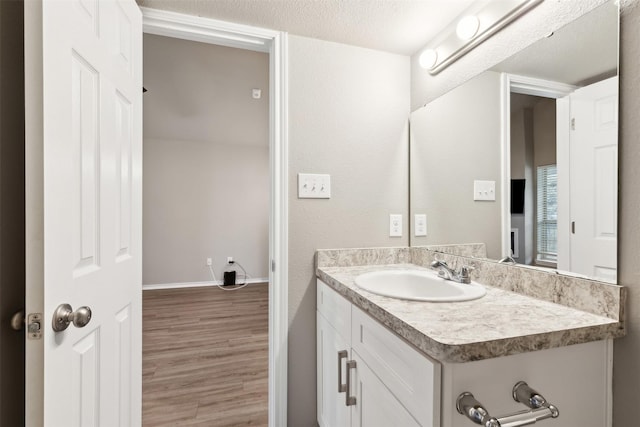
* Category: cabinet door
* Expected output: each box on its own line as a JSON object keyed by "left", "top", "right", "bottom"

{"left": 317, "top": 312, "right": 350, "bottom": 427}
{"left": 351, "top": 351, "right": 421, "bottom": 427}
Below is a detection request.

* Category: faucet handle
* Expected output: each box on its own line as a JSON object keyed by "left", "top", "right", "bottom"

{"left": 459, "top": 265, "right": 475, "bottom": 283}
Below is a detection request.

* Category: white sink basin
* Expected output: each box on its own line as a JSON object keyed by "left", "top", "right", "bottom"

{"left": 354, "top": 270, "right": 486, "bottom": 302}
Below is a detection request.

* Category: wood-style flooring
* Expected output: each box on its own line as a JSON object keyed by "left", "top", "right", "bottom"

{"left": 143, "top": 284, "right": 269, "bottom": 426}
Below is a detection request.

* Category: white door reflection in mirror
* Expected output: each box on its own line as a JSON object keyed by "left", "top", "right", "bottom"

{"left": 557, "top": 77, "right": 618, "bottom": 282}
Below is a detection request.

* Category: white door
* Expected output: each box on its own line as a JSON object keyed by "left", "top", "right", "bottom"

{"left": 25, "top": 0, "right": 142, "bottom": 425}
{"left": 568, "top": 77, "right": 618, "bottom": 281}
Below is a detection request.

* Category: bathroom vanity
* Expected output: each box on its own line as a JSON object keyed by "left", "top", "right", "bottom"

{"left": 315, "top": 248, "right": 625, "bottom": 427}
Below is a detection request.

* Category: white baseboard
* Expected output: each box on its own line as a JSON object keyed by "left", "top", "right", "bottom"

{"left": 143, "top": 277, "right": 269, "bottom": 291}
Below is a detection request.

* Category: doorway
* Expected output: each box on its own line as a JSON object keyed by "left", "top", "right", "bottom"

{"left": 140, "top": 7, "right": 289, "bottom": 425}
{"left": 508, "top": 93, "right": 557, "bottom": 267}
{"left": 141, "top": 32, "right": 270, "bottom": 425}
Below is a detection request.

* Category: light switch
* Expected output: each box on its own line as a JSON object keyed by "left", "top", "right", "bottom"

{"left": 473, "top": 180, "right": 496, "bottom": 201}
{"left": 389, "top": 214, "right": 402, "bottom": 237}
{"left": 298, "top": 173, "right": 331, "bottom": 199}
{"left": 415, "top": 214, "right": 427, "bottom": 237}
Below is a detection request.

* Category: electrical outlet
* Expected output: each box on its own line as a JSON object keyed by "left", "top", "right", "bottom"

{"left": 227, "top": 256, "right": 233, "bottom": 263}
{"left": 389, "top": 214, "right": 402, "bottom": 237}
{"left": 415, "top": 214, "right": 427, "bottom": 237}
{"left": 206, "top": 258, "right": 212, "bottom": 266}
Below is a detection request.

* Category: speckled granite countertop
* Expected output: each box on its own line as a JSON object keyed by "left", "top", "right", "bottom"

{"left": 317, "top": 263, "right": 624, "bottom": 363}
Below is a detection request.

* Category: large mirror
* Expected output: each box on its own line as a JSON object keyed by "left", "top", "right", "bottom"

{"left": 409, "top": 0, "right": 619, "bottom": 283}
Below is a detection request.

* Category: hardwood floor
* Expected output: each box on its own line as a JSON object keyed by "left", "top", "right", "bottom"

{"left": 143, "top": 284, "right": 269, "bottom": 426}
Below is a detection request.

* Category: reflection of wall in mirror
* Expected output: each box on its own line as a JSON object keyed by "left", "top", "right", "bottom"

{"left": 410, "top": 71, "right": 502, "bottom": 259}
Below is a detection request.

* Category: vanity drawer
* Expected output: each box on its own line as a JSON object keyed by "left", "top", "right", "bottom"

{"left": 317, "top": 280, "right": 351, "bottom": 336}
{"left": 351, "top": 306, "right": 441, "bottom": 427}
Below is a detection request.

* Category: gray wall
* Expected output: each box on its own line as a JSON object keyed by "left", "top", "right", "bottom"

{"left": 410, "top": 71, "right": 503, "bottom": 259}
{"left": 142, "top": 35, "right": 270, "bottom": 285}
{"left": 532, "top": 98, "right": 557, "bottom": 168}
{"left": 143, "top": 138, "right": 269, "bottom": 284}
{"left": 0, "top": 0, "right": 25, "bottom": 425}
{"left": 288, "top": 35, "right": 409, "bottom": 425}
{"left": 614, "top": 0, "right": 640, "bottom": 423}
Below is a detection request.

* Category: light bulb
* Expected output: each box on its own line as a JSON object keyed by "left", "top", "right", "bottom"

{"left": 456, "top": 15, "right": 480, "bottom": 41}
{"left": 419, "top": 49, "right": 438, "bottom": 69}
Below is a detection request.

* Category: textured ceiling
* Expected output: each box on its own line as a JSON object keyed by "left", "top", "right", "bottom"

{"left": 136, "top": 0, "right": 476, "bottom": 55}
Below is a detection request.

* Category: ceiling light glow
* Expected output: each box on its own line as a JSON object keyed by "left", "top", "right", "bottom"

{"left": 419, "top": 49, "right": 438, "bottom": 69}
{"left": 456, "top": 15, "right": 480, "bottom": 41}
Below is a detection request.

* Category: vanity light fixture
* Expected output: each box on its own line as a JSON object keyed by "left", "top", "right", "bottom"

{"left": 418, "top": 0, "right": 542, "bottom": 75}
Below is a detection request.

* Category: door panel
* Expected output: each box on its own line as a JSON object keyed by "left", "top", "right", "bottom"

{"left": 26, "top": 0, "right": 142, "bottom": 425}
{"left": 568, "top": 77, "right": 618, "bottom": 281}
{"left": 72, "top": 330, "right": 100, "bottom": 426}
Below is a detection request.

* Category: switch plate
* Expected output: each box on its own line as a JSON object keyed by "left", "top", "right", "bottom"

{"left": 474, "top": 180, "right": 496, "bottom": 201}
{"left": 298, "top": 173, "right": 331, "bottom": 199}
{"left": 389, "top": 214, "right": 402, "bottom": 237}
{"left": 414, "top": 214, "right": 427, "bottom": 237}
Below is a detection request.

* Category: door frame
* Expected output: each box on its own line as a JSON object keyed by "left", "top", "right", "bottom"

{"left": 141, "top": 9, "right": 289, "bottom": 426}
{"left": 499, "top": 73, "right": 576, "bottom": 258}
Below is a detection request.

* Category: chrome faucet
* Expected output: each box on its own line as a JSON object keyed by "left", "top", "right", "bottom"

{"left": 430, "top": 260, "right": 474, "bottom": 284}
{"left": 498, "top": 255, "right": 516, "bottom": 264}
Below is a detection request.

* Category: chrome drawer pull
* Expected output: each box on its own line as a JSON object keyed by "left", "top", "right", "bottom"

{"left": 337, "top": 350, "right": 348, "bottom": 393}
{"left": 345, "top": 360, "right": 357, "bottom": 406}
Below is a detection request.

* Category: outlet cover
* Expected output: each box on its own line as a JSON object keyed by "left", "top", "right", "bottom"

{"left": 415, "top": 214, "right": 427, "bottom": 237}
{"left": 298, "top": 173, "right": 331, "bottom": 199}
{"left": 389, "top": 214, "right": 402, "bottom": 237}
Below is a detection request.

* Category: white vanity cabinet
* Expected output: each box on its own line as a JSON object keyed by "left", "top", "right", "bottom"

{"left": 317, "top": 279, "right": 614, "bottom": 427}
{"left": 317, "top": 280, "right": 440, "bottom": 427}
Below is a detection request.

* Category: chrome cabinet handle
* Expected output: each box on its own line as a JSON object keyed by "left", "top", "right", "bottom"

{"left": 337, "top": 350, "right": 348, "bottom": 393}
{"left": 345, "top": 360, "right": 357, "bottom": 406}
{"left": 52, "top": 304, "right": 92, "bottom": 332}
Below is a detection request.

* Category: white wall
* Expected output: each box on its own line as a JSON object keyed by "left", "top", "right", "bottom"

{"left": 143, "top": 138, "right": 269, "bottom": 284}
{"left": 410, "top": 71, "right": 503, "bottom": 259}
{"left": 287, "top": 35, "right": 410, "bottom": 425}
